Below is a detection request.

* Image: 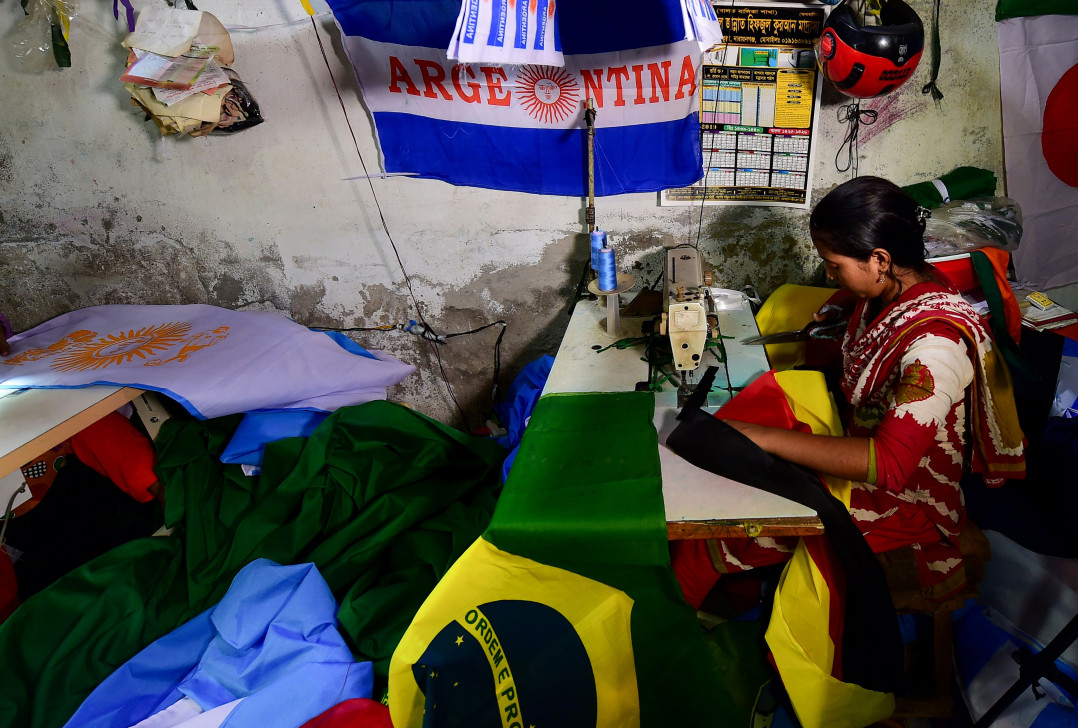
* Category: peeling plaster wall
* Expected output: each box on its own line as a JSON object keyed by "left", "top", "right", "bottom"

{"left": 0, "top": 0, "right": 1003, "bottom": 427}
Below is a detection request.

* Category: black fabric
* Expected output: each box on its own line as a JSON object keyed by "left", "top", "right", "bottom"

{"left": 4, "top": 457, "right": 162, "bottom": 599}
{"left": 666, "top": 406, "right": 903, "bottom": 694}
{"left": 966, "top": 416, "right": 1078, "bottom": 558}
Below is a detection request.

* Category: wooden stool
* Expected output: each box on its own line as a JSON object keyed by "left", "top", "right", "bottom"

{"left": 878, "top": 520, "right": 991, "bottom": 722}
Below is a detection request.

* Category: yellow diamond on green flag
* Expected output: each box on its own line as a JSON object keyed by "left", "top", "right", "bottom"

{"left": 389, "top": 536, "right": 639, "bottom": 728}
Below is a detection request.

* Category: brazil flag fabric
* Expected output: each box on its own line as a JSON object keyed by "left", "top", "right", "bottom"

{"left": 390, "top": 392, "right": 724, "bottom": 727}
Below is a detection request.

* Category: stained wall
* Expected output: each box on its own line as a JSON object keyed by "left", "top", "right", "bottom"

{"left": 0, "top": 0, "right": 1003, "bottom": 426}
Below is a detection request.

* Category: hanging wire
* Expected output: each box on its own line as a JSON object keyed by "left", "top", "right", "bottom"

{"left": 0, "top": 482, "right": 28, "bottom": 549}
{"left": 307, "top": 16, "right": 472, "bottom": 430}
{"left": 693, "top": 143, "right": 717, "bottom": 250}
{"left": 834, "top": 100, "right": 877, "bottom": 175}
{"left": 445, "top": 321, "right": 508, "bottom": 402}
{"left": 691, "top": 19, "right": 733, "bottom": 250}
{"left": 314, "top": 320, "right": 508, "bottom": 403}
{"left": 921, "top": 0, "right": 945, "bottom": 107}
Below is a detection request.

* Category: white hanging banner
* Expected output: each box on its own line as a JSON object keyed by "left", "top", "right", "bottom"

{"left": 447, "top": 0, "right": 564, "bottom": 66}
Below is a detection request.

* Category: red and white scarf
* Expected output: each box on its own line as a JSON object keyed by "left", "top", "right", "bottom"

{"left": 840, "top": 283, "right": 1026, "bottom": 484}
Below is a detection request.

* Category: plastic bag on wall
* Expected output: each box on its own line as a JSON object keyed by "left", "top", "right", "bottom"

{"left": 924, "top": 197, "right": 1023, "bottom": 259}
{"left": 11, "top": 0, "right": 77, "bottom": 71}
{"left": 203, "top": 68, "right": 264, "bottom": 136}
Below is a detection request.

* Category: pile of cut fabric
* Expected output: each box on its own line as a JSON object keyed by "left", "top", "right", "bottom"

{"left": 119, "top": 7, "right": 262, "bottom": 137}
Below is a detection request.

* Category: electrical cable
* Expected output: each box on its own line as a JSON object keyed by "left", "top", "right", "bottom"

{"left": 834, "top": 100, "right": 877, "bottom": 175}
{"left": 307, "top": 16, "right": 472, "bottom": 430}
{"left": 313, "top": 319, "right": 508, "bottom": 403}
{"left": 691, "top": 14, "right": 733, "bottom": 251}
{"left": 0, "top": 482, "right": 28, "bottom": 548}
{"left": 921, "top": 0, "right": 944, "bottom": 106}
{"left": 693, "top": 143, "right": 717, "bottom": 250}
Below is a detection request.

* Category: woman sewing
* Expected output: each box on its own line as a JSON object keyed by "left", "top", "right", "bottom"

{"left": 673, "top": 175, "right": 1026, "bottom": 609}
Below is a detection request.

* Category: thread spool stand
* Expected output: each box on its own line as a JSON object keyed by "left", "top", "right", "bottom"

{"left": 587, "top": 273, "right": 636, "bottom": 336}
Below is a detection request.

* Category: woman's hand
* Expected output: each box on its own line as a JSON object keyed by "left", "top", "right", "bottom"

{"left": 812, "top": 303, "right": 845, "bottom": 323}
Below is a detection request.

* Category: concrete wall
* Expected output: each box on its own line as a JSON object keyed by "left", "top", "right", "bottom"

{"left": 0, "top": 0, "right": 1003, "bottom": 427}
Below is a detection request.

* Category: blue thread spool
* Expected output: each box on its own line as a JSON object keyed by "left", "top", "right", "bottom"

{"left": 590, "top": 230, "right": 607, "bottom": 271}
{"left": 596, "top": 246, "right": 618, "bottom": 291}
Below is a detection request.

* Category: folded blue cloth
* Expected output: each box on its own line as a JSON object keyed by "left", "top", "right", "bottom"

{"left": 219, "top": 330, "right": 377, "bottom": 467}
{"left": 62, "top": 559, "right": 373, "bottom": 728}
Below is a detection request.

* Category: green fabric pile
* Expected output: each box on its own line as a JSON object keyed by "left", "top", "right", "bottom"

{"left": 902, "top": 166, "right": 997, "bottom": 209}
{"left": 996, "top": 0, "right": 1078, "bottom": 20}
{"left": 0, "top": 401, "right": 505, "bottom": 727}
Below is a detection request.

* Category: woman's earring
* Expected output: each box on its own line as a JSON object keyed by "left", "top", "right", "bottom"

{"left": 877, "top": 274, "right": 885, "bottom": 283}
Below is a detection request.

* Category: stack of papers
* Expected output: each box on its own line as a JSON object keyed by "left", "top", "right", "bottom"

{"left": 1016, "top": 291, "right": 1078, "bottom": 332}
{"left": 119, "top": 45, "right": 218, "bottom": 91}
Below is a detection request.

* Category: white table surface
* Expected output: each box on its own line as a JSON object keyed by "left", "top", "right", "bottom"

{"left": 0, "top": 386, "right": 142, "bottom": 508}
{"left": 543, "top": 297, "right": 821, "bottom": 539}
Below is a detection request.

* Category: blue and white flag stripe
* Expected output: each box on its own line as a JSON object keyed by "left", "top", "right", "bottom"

{"left": 328, "top": 0, "right": 710, "bottom": 196}
{"left": 449, "top": 0, "right": 563, "bottom": 66}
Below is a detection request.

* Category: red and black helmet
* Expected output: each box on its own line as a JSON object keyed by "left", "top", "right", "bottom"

{"left": 816, "top": 0, "right": 924, "bottom": 99}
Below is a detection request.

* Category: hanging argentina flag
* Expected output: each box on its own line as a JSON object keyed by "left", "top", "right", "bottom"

{"left": 327, "top": 0, "right": 719, "bottom": 196}
{"left": 0, "top": 304, "right": 415, "bottom": 419}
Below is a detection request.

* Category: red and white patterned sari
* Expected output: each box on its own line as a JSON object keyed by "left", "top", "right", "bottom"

{"left": 841, "top": 281, "right": 1025, "bottom": 591}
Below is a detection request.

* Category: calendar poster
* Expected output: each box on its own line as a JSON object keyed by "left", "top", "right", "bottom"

{"left": 661, "top": 3, "right": 825, "bottom": 208}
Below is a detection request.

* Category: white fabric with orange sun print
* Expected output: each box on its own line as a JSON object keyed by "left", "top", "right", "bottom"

{"left": 0, "top": 305, "right": 415, "bottom": 419}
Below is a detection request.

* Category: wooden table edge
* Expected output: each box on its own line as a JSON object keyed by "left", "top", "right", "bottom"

{"left": 667, "top": 516, "right": 824, "bottom": 540}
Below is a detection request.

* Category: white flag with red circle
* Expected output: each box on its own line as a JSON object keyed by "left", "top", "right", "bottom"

{"left": 999, "top": 14, "right": 1078, "bottom": 290}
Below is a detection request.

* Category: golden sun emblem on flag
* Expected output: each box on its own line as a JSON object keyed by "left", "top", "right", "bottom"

{"left": 49, "top": 322, "right": 194, "bottom": 372}
{"left": 515, "top": 65, "right": 579, "bottom": 124}
{"left": 2, "top": 321, "right": 233, "bottom": 372}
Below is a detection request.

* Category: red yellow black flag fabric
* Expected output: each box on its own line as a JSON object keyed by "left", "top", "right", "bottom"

{"left": 667, "top": 369, "right": 901, "bottom": 728}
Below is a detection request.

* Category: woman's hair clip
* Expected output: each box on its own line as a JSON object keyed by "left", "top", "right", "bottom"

{"left": 915, "top": 205, "right": 931, "bottom": 224}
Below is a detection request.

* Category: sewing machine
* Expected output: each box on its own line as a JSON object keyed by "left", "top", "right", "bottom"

{"left": 659, "top": 245, "right": 713, "bottom": 374}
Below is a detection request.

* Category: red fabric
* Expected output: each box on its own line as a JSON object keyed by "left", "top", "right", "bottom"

{"left": 1042, "top": 64, "right": 1078, "bottom": 187}
{"left": 298, "top": 699, "right": 393, "bottom": 728}
{"left": 717, "top": 370, "right": 812, "bottom": 433}
{"left": 0, "top": 553, "right": 18, "bottom": 623}
{"left": 670, "top": 539, "right": 721, "bottom": 610}
{"left": 1050, "top": 321, "right": 1078, "bottom": 342}
{"left": 70, "top": 412, "right": 158, "bottom": 503}
{"left": 713, "top": 371, "right": 848, "bottom": 679}
{"left": 804, "top": 535, "right": 846, "bottom": 679}
{"left": 672, "top": 371, "right": 812, "bottom": 610}
{"left": 841, "top": 281, "right": 1026, "bottom": 483}
{"left": 862, "top": 319, "right": 969, "bottom": 496}
{"left": 933, "top": 259, "right": 979, "bottom": 294}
